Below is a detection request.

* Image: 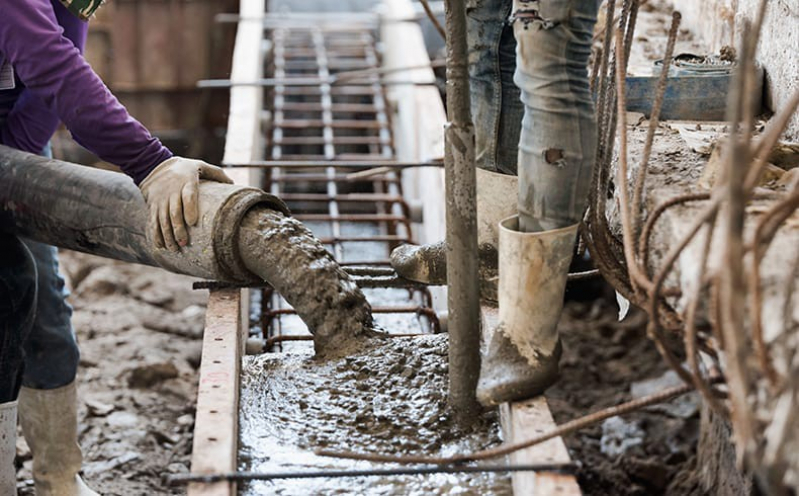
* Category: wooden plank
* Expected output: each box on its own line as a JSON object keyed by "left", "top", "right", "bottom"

{"left": 188, "top": 289, "right": 244, "bottom": 496}
{"left": 500, "top": 399, "right": 582, "bottom": 496}
{"left": 223, "top": 0, "right": 267, "bottom": 171}
{"left": 482, "top": 306, "right": 582, "bottom": 496}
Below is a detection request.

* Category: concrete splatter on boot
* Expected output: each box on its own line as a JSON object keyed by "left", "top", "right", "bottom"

{"left": 18, "top": 382, "right": 98, "bottom": 496}
{"left": 476, "top": 217, "right": 577, "bottom": 405}
{"left": 1, "top": 401, "right": 17, "bottom": 495}
{"left": 391, "top": 168, "right": 517, "bottom": 301}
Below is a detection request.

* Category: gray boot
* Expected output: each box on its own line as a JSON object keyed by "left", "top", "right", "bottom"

{"left": 18, "top": 382, "right": 98, "bottom": 496}
{"left": 390, "top": 168, "right": 518, "bottom": 301}
{"left": 476, "top": 216, "right": 577, "bottom": 405}
{"left": 1, "top": 400, "right": 17, "bottom": 495}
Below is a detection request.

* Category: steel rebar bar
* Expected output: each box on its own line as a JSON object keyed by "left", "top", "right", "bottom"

{"left": 166, "top": 463, "right": 578, "bottom": 486}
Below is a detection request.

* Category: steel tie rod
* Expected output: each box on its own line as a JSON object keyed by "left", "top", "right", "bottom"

{"left": 165, "top": 462, "right": 579, "bottom": 486}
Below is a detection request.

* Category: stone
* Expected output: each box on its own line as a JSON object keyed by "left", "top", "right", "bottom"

{"left": 600, "top": 417, "right": 645, "bottom": 457}
{"left": 127, "top": 362, "right": 179, "bottom": 389}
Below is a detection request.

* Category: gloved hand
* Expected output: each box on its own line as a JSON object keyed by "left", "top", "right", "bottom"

{"left": 139, "top": 157, "right": 233, "bottom": 251}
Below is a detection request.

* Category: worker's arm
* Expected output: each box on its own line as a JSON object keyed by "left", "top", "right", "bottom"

{"left": 0, "top": 0, "right": 172, "bottom": 183}
{"left": 0, "top": 0, "right": 232, "bottom": 251}
{"left": 0, "top": 0, "right": 86, "bottom": 156}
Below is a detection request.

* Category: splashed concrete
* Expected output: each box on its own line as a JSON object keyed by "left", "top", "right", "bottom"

{"left": 238, "top": 208, "right": 377, "bottom": 357}
{"left": 238, "top": 334, "right": 511, "bottom": 495}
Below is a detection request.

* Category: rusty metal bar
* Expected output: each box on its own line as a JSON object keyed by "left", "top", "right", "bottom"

{"left": 222, "top": 160, "right": 441, "bottom": 169}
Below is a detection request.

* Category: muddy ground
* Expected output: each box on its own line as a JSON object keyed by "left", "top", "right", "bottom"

{"left": 14, "top": 250, "right": 706, "bottom": 495}
{"left": 552, "top": 282, "right": 706, "bottom": 496}
{"left": 15, "top": 251, "right": 207, "bottom": 495}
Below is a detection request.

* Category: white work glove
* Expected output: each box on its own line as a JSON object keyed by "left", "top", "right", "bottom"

{"left": 139, "top": 157, "right": 233, "bottom": 251}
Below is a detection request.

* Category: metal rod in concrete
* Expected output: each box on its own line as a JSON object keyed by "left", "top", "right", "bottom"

{"left": 443, "top": 0, "right": 481, "bottom": 422}
{"left": 167, "top": 463, "right": 578, "bottom": 486}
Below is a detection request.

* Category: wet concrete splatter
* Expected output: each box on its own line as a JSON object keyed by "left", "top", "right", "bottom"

{"left": 238, "top": 207, "right": 377, "bottom": 357}
{"left": 238, "top": 334, "right": 511, "bottom": 495}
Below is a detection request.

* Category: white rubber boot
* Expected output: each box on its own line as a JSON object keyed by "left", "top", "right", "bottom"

{"left": 18, "top": 382, "right": 98, "bottom": 496}
{"left": 476, "top": 216, "right": 578, "bottom": 405}
{"left": 1, "top": 401, "right": 18, "bottom": 495}
{"left": 390, "top": 168, "right": 518, "bottom": 301}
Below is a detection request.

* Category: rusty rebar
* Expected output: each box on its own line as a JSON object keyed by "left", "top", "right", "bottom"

{"left": 631, "top": 12, "right": 681, "bottom": 242}
{"left": 419, "top": 0, "right": 446, "bottom": 39}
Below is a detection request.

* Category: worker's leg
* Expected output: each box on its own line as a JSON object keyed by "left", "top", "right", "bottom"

{"left": 20, "top": 241, "right": 78, "bottom": 390}
{"left": 514, "top": 0, "right": 599, "bottom": 232}
{"left": 0, "top": 235, "right": 38, "bottom": 494}
{"left": 391, "top": 0, "right": 522, "bottom": 300}
{"left": 17, "top": 241, "right": 98, "bottom": 496}
{"left": 477, "top": 0, "right": 600, "bottom": 405}
{"left": 467, "top": 0, "right": 523, "bottom": 175}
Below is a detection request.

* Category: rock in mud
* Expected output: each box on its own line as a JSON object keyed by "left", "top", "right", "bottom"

{"left": 127, "top": 362, "right": 179, "bottom": 388}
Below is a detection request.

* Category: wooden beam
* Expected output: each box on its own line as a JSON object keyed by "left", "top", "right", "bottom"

{"left": 500, "top": 399, "right": 582, "bottom": 496}
{"left": 223, "top": 0, "right": 266, "bottom": 178}
{"left": 482, "top": 307, "right": 582, "bottom": 496}
{"left": 188, "top": 289, "right": 244, "bottom": 496}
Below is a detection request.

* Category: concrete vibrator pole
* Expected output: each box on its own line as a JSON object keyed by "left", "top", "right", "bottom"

{"left": 443, "top": 0, "right": 482, "bottom": 421}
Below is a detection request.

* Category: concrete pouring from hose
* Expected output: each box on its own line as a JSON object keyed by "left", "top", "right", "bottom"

{"left": 0, "top": 145, "right": 375, "bottom": 356}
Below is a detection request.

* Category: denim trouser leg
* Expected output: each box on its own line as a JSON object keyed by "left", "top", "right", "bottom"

{"left": 20, "top": 240, "right": 78, "bottom": 390}
{"left": 513, "top": 0, "right": 601, "bottom": 232}
{"left": 467, "top": 0, "right": 524, "bottom": 175}
{"left": 0, "top": 236, "right": 37, "bottom": 403}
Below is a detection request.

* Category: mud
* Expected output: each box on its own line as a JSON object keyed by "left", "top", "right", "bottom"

{"left": 238, "top": 207, "right": 376, "bottom": 356}
{"left": 15, "top": 251, "right": 206, "bottom": 495}
{"left": 550, "top": 295, "right": 707, "bottom": 496}
{"left": 238, "top": 334, "right": 511, "bottom": 496}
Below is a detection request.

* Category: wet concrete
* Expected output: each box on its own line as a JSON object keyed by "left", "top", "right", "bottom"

{"left": 238, "top": 334, "right": 511, "bottom": 496}
{"left": 238, "top": 207, "right": 377, "bottom": 357}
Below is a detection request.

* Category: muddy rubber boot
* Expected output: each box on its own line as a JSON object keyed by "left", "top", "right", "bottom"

{"left": 18, "top": 383, "right": 98, "bottom": 496}
{"left": 391, "top": 168, "right": 518, "bottom": 300}
{"left": 1, "top": 401, "right": 18, "bottom": 495}
{"left": 476, "top": 216, "right": 578, "bottom": 405}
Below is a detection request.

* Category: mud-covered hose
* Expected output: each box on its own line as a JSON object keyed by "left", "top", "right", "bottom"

{"left": 0, "top": 145, "right": 289, "bottom": 284}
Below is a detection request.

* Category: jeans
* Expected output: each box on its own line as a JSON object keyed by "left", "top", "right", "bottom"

{"left": 0, "top": 138, "right": 79, "bottom": 400}
{"left": 20, "top": 240, "right": 78, "bottom": 390}
{"left": 0, "top": 237, "right": 37, "bottom": 402}
{"left": 467, "top": 0, "right": 523, "bottom": 176}
{"left": 512, "top": 0, "right": 601, "bottom": 232}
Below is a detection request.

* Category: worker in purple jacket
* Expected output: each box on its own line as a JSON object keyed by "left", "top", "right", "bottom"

{"left": 0, "top": 1, "right": 233, "bottom": 494}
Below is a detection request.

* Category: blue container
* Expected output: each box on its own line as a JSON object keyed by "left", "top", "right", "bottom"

{"left": 625, "top": 53, "right": 763, "bottom": 121}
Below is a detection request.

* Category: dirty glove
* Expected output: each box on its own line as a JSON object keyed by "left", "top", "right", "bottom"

{"left": 139, "top": 157, "right": 233, "bottom": 251}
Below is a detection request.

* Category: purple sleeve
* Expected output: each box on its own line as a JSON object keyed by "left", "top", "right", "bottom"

{"left": 0, "top": 0, "right": 173, "bottom": 183}
{"left": 0, "top": 1, "right": 84, "bottom": 156}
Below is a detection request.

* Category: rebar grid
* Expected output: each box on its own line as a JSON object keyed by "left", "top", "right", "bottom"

{"left": 254, "top": 15, "right": 439, "bottom": 350}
